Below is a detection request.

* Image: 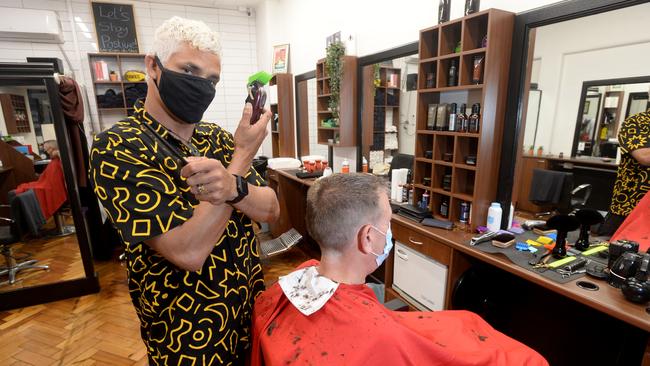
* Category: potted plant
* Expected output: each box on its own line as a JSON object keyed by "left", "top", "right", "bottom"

{"left": 325, "top": 41, "right": 345, "bottom": 121}
{"left": 527, "top": 145, "right": 534, "bottom": 155}
{"left": 109, "top": 70, "right": 118, "bottom": 81}
{"left": 537, "top": 146, "right": 544, "bottom": 156}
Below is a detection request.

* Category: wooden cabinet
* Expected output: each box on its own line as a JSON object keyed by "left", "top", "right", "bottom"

{"left": 386, "top": 216, "right": 472, "bottom": 310}
{"left": 514, "top": 155, "right": 550, "bottom": 213}
{"left": 0, "top": 94, "right": 31, "bottom": 134}
{"left": 413, "top": 9, "right": 514, "bottom": 230}
{"left": 392, "top": 221, "right": 451, "bottom": 265}
{"left": 269, "top": 74, "right": 296, "bottom": 157}
{"left": 316, "top": 56, "right": 358, "bottom": 147}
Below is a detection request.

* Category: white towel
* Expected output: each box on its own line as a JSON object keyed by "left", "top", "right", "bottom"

{"left": 278, "top": 266, "right": 339, "bottom": 316}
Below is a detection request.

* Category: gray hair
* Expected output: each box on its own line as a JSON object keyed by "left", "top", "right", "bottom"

{"left": 306, "top": 173, "right": 389, "bottom": 252}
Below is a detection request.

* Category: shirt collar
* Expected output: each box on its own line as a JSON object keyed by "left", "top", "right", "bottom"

{"left": 131, "top": 98, "right": 197, "bottom": 145}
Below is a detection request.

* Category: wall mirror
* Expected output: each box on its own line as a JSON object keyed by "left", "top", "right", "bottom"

{"left": 357, "top": 42, "right": 419, "bottom": 173}
{"left": 498, "top": 0, "right": 650, "bottom": 217}
{"left": 0, "top": 62, "right": 98, "bottom": 310}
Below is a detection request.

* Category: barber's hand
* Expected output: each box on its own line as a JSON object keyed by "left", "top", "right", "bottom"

{"left": 181, "top": 157, "right": 236, "bottom": 205}
{"left": 233, "top": 103, "right": 272, "bottom": 162}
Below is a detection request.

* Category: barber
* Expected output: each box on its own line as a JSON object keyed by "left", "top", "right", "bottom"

{"left": 89, "top": 16, "right": 279, "bottom": 365}
{"left": 601, "top": 109, "right": 650, "bottom": 235}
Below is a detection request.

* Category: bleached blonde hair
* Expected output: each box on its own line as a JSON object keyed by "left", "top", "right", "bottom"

{"left": 151, "top": 16, "right": 222, "bottom": 63}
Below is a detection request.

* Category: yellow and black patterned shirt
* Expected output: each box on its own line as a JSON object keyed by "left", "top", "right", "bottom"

{"left": 89, "top": 100, "right": 266, "bottom": 365}
{"left": 610, "top": 111, "right": 650, "bottom": 216}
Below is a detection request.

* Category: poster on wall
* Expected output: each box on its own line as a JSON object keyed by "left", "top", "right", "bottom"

{"left": 91, "top": 2, "right": 139, "bottom": 53}
{"left": 272, "top": 44, "right": 290, "bottom": 73}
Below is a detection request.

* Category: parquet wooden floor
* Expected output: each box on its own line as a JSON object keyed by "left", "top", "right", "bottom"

{"left": 0, "top": 236, "right": 310, "bottom": 366}
{"left": 0, "top": 234, "right": 84, "bottom": 293}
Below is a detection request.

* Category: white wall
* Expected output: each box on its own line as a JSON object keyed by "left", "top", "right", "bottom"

{"left": 255, "top": 0, "right": 563, "bottom": 169}
{"left": 0, "top": 0, "right": 268, "bottom": 154}
{"left": 530, "top": 2, "right": 650, "bottom": 155}
{"left": 256, "top": 0, "right": 561, "bottom": 76}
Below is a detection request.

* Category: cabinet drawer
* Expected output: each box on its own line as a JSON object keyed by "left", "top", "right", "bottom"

{"left": 392, "top": 220, "right": 451, "bottom": 266}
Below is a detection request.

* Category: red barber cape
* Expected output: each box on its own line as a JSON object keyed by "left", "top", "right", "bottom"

{"left": 612, "top": 191, "right": 650, "bottom": 251}
{"left": 16, "top": 158, "right": 67, "bottom": 219}
{"left": 250, "top": 260, "right": 547, "bottom": 366}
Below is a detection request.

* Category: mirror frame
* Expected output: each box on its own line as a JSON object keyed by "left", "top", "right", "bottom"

{"left": 0, "top": 62, "right": 99, "bottom": 310}
{"left": 496, "top": 0, "right": 648, "bottom": 221}
{"left": 356, "top": 42, "right": 419, "bottom": 170}
{"left": 294, "top": 70, "right": 316, "bottom": 159}
{"left": 570, "top": 75, "right": 650, "bottom": 157}
{"left": 625, "top": 91, "right": 650, "bottom": 119}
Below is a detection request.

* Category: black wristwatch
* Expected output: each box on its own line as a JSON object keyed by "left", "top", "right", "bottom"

{"left": 227, "top": 174, "right": 249, "bottom": 204}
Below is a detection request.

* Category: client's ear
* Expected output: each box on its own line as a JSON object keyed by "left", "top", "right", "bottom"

{"left": 357, "top": 225, "right": 374, "bottom": 254}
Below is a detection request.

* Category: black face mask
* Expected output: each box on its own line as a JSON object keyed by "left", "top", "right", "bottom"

{"left": 153, "top": 56, "right": 216, "bottom": 124}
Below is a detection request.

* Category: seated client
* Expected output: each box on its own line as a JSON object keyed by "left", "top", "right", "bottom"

{"left": 250, "top": 173, "right": 547, "bottom": 365}
{"left": 15, "top": 140, "right": 67, "bottom": 219}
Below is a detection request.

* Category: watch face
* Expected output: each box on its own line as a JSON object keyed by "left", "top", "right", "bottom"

{"left": 239, "top": 175, "right": 249, "bottom": 195}
{"left": 229, "top": 175, "right": 248, "bottom": 204}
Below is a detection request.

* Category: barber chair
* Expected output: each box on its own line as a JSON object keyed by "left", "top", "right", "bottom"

{"left": 51, "top": 205, "right": 75, "bottom": 237}
{"left": 0, "top": 190, "right": 49, "bottom": 285}
{"left": 10, "top": 188, "right": 75, "bottom": 237}
{"left": 528, "top": 169, "right": 592, "bottom": 216}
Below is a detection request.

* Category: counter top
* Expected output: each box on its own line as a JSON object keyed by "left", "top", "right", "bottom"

{"left": 269, "top": 168, "right": 318, "bottom": 187}
{"left": 391, "top": 214, "right": 650, "bottom": 332}
{"left": 523, "top": 154, "right": 618, "bottom": 169}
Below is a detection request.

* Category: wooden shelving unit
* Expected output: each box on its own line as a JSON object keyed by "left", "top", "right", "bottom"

{"left": 361, "top": 66, "right": 401, "bottom": 159}
{"left": 0, "top": 94, "right": 30, "bottom": 133}
{"left": 413, "top": 9, "right": 514, "bottom": 230}
{"left": 269, "top": 73, "right": 296, "bottom": 157}
{"left": 88, "top": 53, "right": 147, "bottom": 115}
{"left": 316, "top": 56, "right": 358, "bottom": 147}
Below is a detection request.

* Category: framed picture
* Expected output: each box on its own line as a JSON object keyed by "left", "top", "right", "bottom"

{"left": 272, "top": 44, "right": 289, "bottom": 74}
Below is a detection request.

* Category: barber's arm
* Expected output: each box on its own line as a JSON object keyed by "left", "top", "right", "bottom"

{"left": 181, "top": 157, "right": 280, "bottom": 223}
{"left": 148, "top": 105, "right": 278, "bottom": 270}
{"left": 146, "top": 202, "right": 233, "bottom": 271}
{"left": 631, "top": 148, "right": 650, "bottom": 166}
{"left": 182, "top": 103, "right": 280, "bottom": 223}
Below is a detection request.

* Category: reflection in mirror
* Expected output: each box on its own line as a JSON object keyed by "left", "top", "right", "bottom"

{"left": 361, "top": 55, "right": 418, "bottom": 173}
{"left": 574, "top": 81, "right": 650, "bottom": 158}
{"left": 512, "top": 2, "right": 650, "bottom": 215}
{"left": 307, "top": 78, "right": 328, "bottom": 158}
{"left": 625, "top": 92, "right": 649, "bottom": 120}
{"left": 522, "top": 87, "right": 542, "bottom": 152}
{"left": 575, "top": 89, "right": 601, "bottom": 156}
{"left": 0, "top": 85, "right": 84, "bottom": 292}
{"left": 518, "top": 3, "right": 650, "bottom": 158}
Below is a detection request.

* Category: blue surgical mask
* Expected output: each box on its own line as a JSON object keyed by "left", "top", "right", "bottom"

{"left": 370, "top": 224, "right": 393, "bottom": 266}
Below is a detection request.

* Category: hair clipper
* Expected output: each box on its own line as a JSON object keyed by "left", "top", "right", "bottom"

{"left": 246, "top": 71, "right": 272, "bottom": 124}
